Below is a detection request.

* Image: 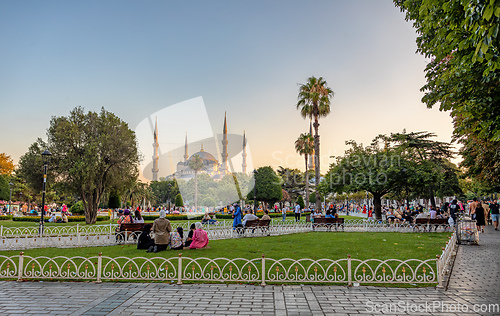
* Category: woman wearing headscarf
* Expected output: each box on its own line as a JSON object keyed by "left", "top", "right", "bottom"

{"left": 189, "top": 222, "right": 209, "bottom": 249}
{"left": 137, "top": 224, "right": 154, "bottom": 250}
{"left": 149, "top": 210, "right": 172, "bottom": 253}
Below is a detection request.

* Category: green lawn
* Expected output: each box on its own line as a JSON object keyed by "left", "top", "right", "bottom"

{"left": 0, "top": 232, "right": 450, "bottom": 261}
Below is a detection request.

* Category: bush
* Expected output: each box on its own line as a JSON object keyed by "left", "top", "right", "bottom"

{"left": 142, "top": 214, "right": 204, "bottom": 221}
{"left": 0, "top": 215, "right": 13, "bottom": 221}
{"left": 69, "top": 201, "right": 85, "bottom": 215}
{"left": 297, "top": 196, "right": 305, "bottom": 209}
{"left": 175, "top": 194, "right": 184, "bottom": 207}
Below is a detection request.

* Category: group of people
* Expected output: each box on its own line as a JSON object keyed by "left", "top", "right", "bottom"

{"left": 136, "top": 210, "right": 210, "bottom": 253}
{"left": 231, "top": 203, "right": 271, "bottom": 230}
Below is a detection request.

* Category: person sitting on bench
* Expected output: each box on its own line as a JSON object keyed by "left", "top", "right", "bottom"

{"left": 242, "top": 209, "right": 259, "bottom": 226}
{"left": 260, "top": 210, "right": 271, "bottom": 221}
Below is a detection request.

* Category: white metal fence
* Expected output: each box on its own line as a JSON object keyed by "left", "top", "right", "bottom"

{"left": 0, "top": 253, "right": 439, "bottom": 286}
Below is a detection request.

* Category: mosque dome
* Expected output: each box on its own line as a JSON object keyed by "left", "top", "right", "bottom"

{"left": 188, "top": 149, "right": 218, "bottom": 165}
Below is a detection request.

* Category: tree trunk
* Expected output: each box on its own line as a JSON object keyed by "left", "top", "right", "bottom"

{"left": 373, "top": 192, "right": 382, "bottom": 220}
{"left": 304, "top": 156, "right": 309, "bottom": 208}
{"left": 313, "top": 116, "right": 321, "bottom": 211}
{"left": 429, "top": 187, "right": 436, "bottom": 209}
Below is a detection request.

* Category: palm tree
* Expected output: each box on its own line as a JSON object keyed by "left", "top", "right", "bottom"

{"left": 188, "top": 154, "right": 204, "bottom": 210}
{"left": 295, "top": 133, "right": 314, "bottom": 208}
{"left": 297, "top": 76, "right": 334, "bottom": 211}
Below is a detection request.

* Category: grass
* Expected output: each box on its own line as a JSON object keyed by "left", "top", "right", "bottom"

{"left": 0, "top": 231, "right": 450, "bottom": 261}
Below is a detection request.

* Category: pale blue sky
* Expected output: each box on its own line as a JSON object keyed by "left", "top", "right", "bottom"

{"left": 0, "top": 0, "right": 455, "bottom": 175}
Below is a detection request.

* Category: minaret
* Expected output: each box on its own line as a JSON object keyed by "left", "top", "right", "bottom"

{"left": 221, "top": 112, "right": 228, "bottom": 174}
{"left": 152, "top": 117, "right": 159, "bottom": 181}
{"left": 308, "top": 121, "right": 315, "bottom": 170}
{"left": 183, "top": 133, "right": 189, "bottom": 162}
{"left": 242, "top": 131, "right": 247, "bottom": 174}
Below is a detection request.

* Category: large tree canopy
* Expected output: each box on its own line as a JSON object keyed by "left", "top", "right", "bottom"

{"left": 0, "top": 153, "right": 14, "bottom": 176}
{"left": 47, "top": 107, "right": 139, "bottom": 224}
{"left": 394, "top": 0, "right": 500, "bottom": 187}
{"left": 247, "top": 166, "right": 283, "bottom": 209}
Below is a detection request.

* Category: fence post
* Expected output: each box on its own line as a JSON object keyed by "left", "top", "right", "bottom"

{"left": 436, "top": 255, "right": 443, "bottom": 288}
{"left": 0, "top": 225, "right": 3, "bottom": 238}
{"left": 17, "top": 252, "right": 24, "bottom": 282}
{"left": 77, "top": 224, "right": 81, "bottom": 247}
{"left": 261, "top": 254, "right": 266, "bottom": 286}
{"left": 177, "top": 253, "right": 183, "bottom": 285}
{"left": 347, "top": 254, "right": 352, "bottom": 287}
{"left": 96, "top": 252, "right": 102, "bottom": 283}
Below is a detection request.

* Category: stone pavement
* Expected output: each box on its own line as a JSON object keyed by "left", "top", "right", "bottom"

{"left": 0, "top": 227, "right": 498, "bottom": 315}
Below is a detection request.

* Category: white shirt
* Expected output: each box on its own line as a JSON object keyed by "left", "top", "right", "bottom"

{"left": 294, "top": 205, "right": 301, "bottom": 213}
{"left": 242, "top": 213, "right": 259, "bottom": 226}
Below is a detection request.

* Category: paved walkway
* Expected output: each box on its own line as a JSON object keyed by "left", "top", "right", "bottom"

{"left": 0, "top": 227, "right": 498, "bottom": 315}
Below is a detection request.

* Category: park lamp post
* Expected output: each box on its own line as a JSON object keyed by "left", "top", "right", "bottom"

{"left": 40, "top": 149, "right": 52, "bottom": 235}
{"left": 253, "top": 169, "right": 257, "bottom": 211}
{"left": 8, "top": 182, "right": 13, "bottom": 214}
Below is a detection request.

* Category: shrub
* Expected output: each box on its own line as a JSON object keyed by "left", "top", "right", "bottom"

{"left": 297, "top": 196, "right": 305, "bottom": 209}
{"left": 13, "top": 216, "right": 110, "bottom": 222}
{"left": 175, "top": 194, "right": 184, "bottom": 207}
{"left": 70, "top": 201, "right": 85, "bottom": 215}
{"left": 0, "top": 215, "right": 13, "bottom": 221}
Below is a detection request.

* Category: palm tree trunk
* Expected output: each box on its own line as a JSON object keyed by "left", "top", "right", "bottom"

{"left": 195, "top": 172, "right": 198, "bottom": 210}
{"left": 313, "top": 116, "right": 321, "bottom": 211}
{"left": 304, "top": 156, "right": 309, "bottom": 208}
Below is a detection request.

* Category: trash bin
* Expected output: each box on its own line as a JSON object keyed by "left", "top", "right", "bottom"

{"left": 456, "top": 219, "right": 479, "bottom": 244}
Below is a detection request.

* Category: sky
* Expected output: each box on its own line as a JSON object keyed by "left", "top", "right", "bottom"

{"left": 0, "top": 0, "right": 456, "bottom": 179}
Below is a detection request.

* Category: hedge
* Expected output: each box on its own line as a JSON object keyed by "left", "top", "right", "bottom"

{"left": 0, "top": 215, "right": 13, "bottom": 221}
{"left": 13, "top": 216, "right": 110, "bottom": 222}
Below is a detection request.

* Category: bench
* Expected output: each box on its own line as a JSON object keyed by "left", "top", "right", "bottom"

{"left": 116, "top": 223, "right": 145, "bottom": 241}
{"left": 312, "top": 217, "right": 345, "bottom": 231}
{"left": 242, "top": 219, "right": 271, "bottom": 235}
{"left": 414, "top": 218, "right": 449, "bottom": 231}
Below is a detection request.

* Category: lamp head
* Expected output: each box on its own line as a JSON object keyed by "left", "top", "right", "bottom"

{"left": 42, "top": 150, "right": 52, "bottom": 164}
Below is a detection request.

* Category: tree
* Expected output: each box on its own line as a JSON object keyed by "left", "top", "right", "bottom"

{"left": 0, "top": 175, "right": 9, "bottom": 200}
{"left": 276, "top": 167, "right": 304, "bottom": 201}
{"left": 0, "top": 153, "right": 14, "bottom": 176}
{"left": 394, "top": 0, "right": 500, "bottom": 186}
{"left": 296, "top": 195, "right": 305, "bottom": 209}
{"left": 149, "top": 180, "right": 179, "bottom": 206}
{"left": 324, "top": 138, "right": 403, "bottom": 220}
{"left": 108, "top": 191, "right": 121, "bottom": 209}
{"left": 297, "top": 76, "right": 334, "bottom": 212}
{"left": 247, "top": 166, "right": 283, "bottom": 210}
{"left": 187, "top": 154, "right": 204, "bottom": 210}
{"left": 46, "top": 107, "right": 139, "bottom": 224}
{"left": 175, "top": 193, "right": 184, "bottom": 207}
{"left": 383, "top": 131, "right": 461, "bottom": 208}
{"left": 295, "top": 133, "right": 314, "bottom": 208}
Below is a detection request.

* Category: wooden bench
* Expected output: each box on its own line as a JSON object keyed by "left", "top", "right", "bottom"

{"left": 312, "top": 217, "right": 345, "bottom": 231}
{"left": 243, "top": 219, "right": 271, "bottom": 235}
{"left": 116, "top": 223, "right": 145, "bottom": 241}
{"left": 414, "top": 218, "right": 449, "bottom": 231}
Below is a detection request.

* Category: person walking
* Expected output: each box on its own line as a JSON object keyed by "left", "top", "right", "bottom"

{"left": 472, "top": 200, "right": 486, "bottom": 233}
{"left": 232, "top": 203, "right": 242, "bottom": 230}
{"left": 294, "top": 202, "right": 301, "bottom": 222}
{"left": 489, "top": 199, "right": 499, "bottom": 231}
{"left": 282, "top": 206, "right": 287, "bottom": 222}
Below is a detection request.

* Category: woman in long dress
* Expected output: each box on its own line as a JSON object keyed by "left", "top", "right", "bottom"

{"left": 474, "top": 200, "right": 486, "bottom": 233}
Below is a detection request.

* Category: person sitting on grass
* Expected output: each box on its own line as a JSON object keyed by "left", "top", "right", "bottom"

{"left": 148, "top": 210, "right": 172, "bottom": 253}
{"left": 170, "top": 227, "right": 184, "bottom": 250}
{"left": 202, "top": 213, "right": 218, "bottom": 225}
{"left": 260, "top": 210, "right": 271, "bottom": 221}
{"left": 189, "top": 222, "right": 209, "bottom": 249}
{"left": 137, "top": 224, "right": 154, "bottom": 250}
{"left": 184, "top": 223, "right": 196, "bottom": 248}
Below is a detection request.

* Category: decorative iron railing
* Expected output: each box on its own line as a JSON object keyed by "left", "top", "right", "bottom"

{"left": 0, "top": 253, "right": 439, "bottom": 286}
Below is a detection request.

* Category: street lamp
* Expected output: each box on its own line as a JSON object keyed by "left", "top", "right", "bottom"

{"left": 8, "top": 182, "right": 13, "bottom": 215}
{"left": 40, "top": 149, "right": 52, "bottom": 235}
{"left": 253, "top": 169, "right": 257, "bottom": 211}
